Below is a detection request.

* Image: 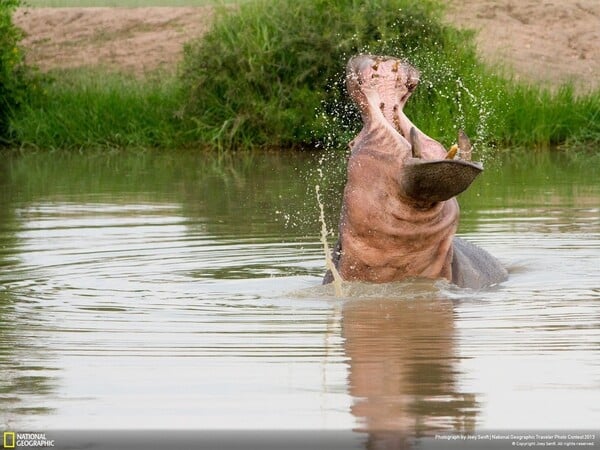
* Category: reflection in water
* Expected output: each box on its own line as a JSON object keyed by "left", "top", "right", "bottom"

{"left": 0, "top": 197, "right": 350, "bottom": 430}
{"left": 0, "top": 290, "right": 59, "bottom": 428}
{"left": 0, "top": 172, "right": 59, "bottom": 428}
{"left": 342, "top": 294, "right": 476, "bottom": 448}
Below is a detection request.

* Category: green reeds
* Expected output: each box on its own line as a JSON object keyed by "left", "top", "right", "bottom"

{"left": 10, "top": 70, "right": 187, "bottom": 150}
{"left": 501, "top": 83, "right": 600, "bottom": 149}
{"left": 1, "top": 0, "right": 29, "bottom": 141}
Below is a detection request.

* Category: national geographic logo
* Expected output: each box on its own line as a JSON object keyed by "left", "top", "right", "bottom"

{"left": 3, "top": 432, "right": 55, "bottom": 448}
{"left": 3, "top": 433, "right": 15, "bottom": 449}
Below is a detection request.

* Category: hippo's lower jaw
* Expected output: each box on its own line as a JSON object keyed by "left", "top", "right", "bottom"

{"left": 401, "top": 124, "right": 484, "bottom": 206}
{"left": 401, "top": 159, "right": 483, "bottom": 206}
{"left": 323, "top": 54, "right": 507, "bottom": 289}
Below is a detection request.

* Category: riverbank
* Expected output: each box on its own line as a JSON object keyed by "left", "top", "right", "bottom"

{"left": 6, "top": 0, "right": 600, "bottom": 152}
{"left": 13, "top": 1, "right": 600, "bottom": 92}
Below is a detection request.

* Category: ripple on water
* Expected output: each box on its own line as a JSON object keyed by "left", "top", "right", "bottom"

{"left": 1, "top": 194, "right": 599, "bottom": 431}
{"left": 4, "top": 202, "right": 338, "bottom": 364}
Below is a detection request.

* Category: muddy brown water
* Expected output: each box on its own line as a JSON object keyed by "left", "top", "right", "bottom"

{"left": 0, "top": 150, "right": 598, "bottom": 447}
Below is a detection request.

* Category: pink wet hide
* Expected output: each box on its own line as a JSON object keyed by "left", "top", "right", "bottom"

{"left": 337, "top": 55, "right": 459, "bottom": 283}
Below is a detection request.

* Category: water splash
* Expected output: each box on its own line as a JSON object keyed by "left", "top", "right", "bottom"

{"left": 455, "top": 76, "right": 495, "bottom": 164}
{"left": 315, "top": 184, "right": 343, "bottom": 297}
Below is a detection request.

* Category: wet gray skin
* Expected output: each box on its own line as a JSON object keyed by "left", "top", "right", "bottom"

{"left": 325, "top": 54, "right": 507, "bottom": 289}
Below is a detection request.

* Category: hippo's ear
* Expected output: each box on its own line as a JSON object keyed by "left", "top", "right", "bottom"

{"left": 400, "top": 159, "right": 483, "bottom": 204}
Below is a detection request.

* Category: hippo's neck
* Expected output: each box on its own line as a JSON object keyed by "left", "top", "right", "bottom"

{"left": 339, "top": 201, "right": 458, "bottom": 283}
{"left": 339, "top": 132, "right": 460, "bottom": 283}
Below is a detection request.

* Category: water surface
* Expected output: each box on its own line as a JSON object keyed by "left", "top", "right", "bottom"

{"left": 0, "top": 150, "right": 598, "bottom": 446}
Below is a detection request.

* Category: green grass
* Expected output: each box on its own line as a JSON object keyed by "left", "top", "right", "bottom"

{"left": 1, "top": 0, "right": 29, "bottom": 141}
{"left": 500, "top": 84, "right": 600, "bottom": 149}
{"left": 24, "top": 0, "right": 242, "bottom": 6}
{"left": 10, "top": 70, "right": 188, "bottom": 150}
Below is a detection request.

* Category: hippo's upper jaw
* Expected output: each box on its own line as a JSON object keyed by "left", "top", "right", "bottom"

{"left": 327, "top": 55, "right": 505, "bottom": 287}
{"left": 346, "top": 54, "right": 483, "bottom": 206}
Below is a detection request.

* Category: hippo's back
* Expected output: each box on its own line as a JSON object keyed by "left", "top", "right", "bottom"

{"left": 451, "top": 237, "right": 508, "bottom": 289}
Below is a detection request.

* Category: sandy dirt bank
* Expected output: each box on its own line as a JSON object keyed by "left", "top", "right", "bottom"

{"left": 445, "top": 0, "right": 599, "bottom": 91}
{"left": 13, "top": 7, "right": 215, "bottom": 75}
{"left": 13, "top": 1, "right": 600, "bottom": 91}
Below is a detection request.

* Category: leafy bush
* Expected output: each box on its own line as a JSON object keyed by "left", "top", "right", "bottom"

{"left": 181, "top": 0, "right": 489, "bottom": 150}
{"left": 0, "top": 0, "right": 29, "bottom": 142}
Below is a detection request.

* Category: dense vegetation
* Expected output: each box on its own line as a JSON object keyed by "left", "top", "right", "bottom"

{"left": 180, "top": 0, "right": 472, "bottom": 149}
{"left": 180, "top": 0, "right": 599, "bottom": 152}
{"left": 11, "top": 70, "right": 185, "bottom": 150}
{"left": 0, "top": 0, "right": 30, "bottom": 143}
{"left": 4, "top": 0, "right": 600, "bottom": 153}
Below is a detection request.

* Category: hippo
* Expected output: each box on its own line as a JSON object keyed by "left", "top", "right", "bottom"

{"left": 324, "top": 55, "right": 507, "bottom": 290}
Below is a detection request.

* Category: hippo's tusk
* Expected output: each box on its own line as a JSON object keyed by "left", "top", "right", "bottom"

{"left": 446, "top": 144, "right": 458, "bottom": 160}
{"left": 410, "top": 127, "right": 422, "bottom": 159}
{"left": 458, "top": 129, "right": 472, "bottom": 161}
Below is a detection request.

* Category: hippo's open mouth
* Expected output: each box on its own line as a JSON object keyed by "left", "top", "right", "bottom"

{"left": 346, "top": 54, "right": 483, "bottom": 204}
{"left": 324, "top": 54, "right": 508, "bottom": 289}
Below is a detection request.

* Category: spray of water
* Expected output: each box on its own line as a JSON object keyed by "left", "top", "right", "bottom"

{"left": 455, "top": 76, "right": 495, "bottom": 164}
{"left": 315, "top": 184, "right": 343, "bottom": 297}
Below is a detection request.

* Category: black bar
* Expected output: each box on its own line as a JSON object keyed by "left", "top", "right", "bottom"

{"left": 2, "top": 430, "right": 598, "bottom": 450}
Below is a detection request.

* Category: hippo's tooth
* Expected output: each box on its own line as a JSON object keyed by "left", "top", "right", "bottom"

{"left": 446, "top": 144, "right": 458, "bottom": 160}
{"left": 410, "top": 127, "right": 422, "bottom": 158}
{"left": 458, "top": 129, "right": 472, "bottom": 161}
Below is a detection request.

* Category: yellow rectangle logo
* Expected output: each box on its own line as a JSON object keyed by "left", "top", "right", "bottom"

{"left": 3, "top": 432, "right": 15, "bottom": 449}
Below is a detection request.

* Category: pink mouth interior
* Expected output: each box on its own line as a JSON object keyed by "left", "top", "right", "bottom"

{"left": 352, "top": 56, "right": 448, "bottom": 160}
